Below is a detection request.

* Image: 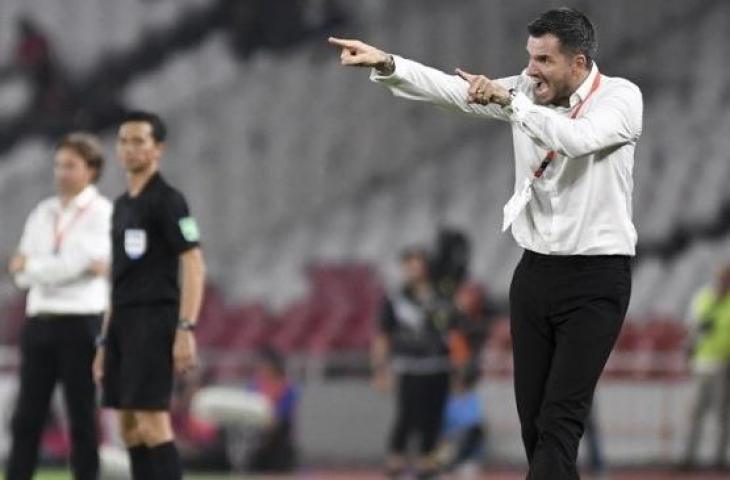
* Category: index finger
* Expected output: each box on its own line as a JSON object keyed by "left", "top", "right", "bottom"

{"left": 328, "top": 37, "right": 359, "bottom": 49}
{"left": 455, "top": 68, "right": 475, "bottom": 83}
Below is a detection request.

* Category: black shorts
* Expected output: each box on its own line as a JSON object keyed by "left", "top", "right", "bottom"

{"left": 102, "top": 304, "right": 177, "bottom": 410}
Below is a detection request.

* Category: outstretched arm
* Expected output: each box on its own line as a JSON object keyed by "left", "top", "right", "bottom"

{"left": 328, "top": 37, "right": 516, "bottom": 120}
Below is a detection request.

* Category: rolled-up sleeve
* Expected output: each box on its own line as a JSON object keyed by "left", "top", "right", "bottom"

{"left": 370, "top": 56, "right": 517, "bottom": 121}
{"left": 507, "top": 80, "right": 643, "bottom": 158}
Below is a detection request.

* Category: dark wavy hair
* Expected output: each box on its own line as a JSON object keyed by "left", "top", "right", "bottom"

{"left": 527, "top": 7, "right": 597, "bottom": 67}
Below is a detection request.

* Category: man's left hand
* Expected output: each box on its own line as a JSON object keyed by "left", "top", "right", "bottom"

{"left": 173, "top": 329, "right": 198, "bottom": 375}
{"left": 87, "top": 260, "right": 109, "bottom": 277}
{"left": 455, "top": 68, "right": 511, "bottom": 106}
{"left": 8, "top": 255, "right": 27, "bottom": 274}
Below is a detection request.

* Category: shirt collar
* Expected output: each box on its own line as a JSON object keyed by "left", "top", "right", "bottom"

{"left": 569, "top": 62, "right": 599, "bottom": 108}
{"left": 58, "top": 185, "right": 97, "bottom": 210}
{"left": 128, "top": 171, "right": 161, "bottom": 199}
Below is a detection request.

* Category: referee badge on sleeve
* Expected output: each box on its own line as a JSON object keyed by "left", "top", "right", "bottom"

{"left": 179, "top": 217, "right": 200, "bottom": 242}
{"left": 124, "top": 229, "right": 147, "bottom": 259}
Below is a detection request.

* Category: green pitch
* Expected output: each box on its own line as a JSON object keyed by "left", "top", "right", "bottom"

{"left": 4, "top": 470, "right": 246, "bottom": 480}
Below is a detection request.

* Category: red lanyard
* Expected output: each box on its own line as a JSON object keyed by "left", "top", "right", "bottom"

{"left": 53, "top": 196, "right": 96, "bottom": 253}
{"left": 532, "top": 72, "right": 602, "bottom": 179}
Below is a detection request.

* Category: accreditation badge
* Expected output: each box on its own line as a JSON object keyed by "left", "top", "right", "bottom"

{"left": 124, "top": 229, "right": 147, "bottom": 259}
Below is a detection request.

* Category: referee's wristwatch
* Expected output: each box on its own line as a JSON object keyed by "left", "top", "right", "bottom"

{"left": 178, "top": 319, "right": 197, "bottom": 331}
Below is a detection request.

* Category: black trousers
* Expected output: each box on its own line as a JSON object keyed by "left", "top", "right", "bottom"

{"left": 509, "top": 250, "right": 631, "bottom": 480}
{"left": 6, "top": 314, "right": 102, "bottom": 480}
{"left": 389, "top": 371, "right": 450, "bottom": 456}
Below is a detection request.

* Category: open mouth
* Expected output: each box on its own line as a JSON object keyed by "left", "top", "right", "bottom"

{"left": 535, "top": 79, "right": 548, "bottom": 96}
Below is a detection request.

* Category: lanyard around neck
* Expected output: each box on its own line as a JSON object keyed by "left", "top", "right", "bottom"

{"left": 53, "top": 195, "right": 96, "bottom": 254}
{"left": 532, "top": 72, "right": 602, "bottom": 179}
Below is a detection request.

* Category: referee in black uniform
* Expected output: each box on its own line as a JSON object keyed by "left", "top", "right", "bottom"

{"left": 93, "top": 111, "right": 206, "bottom": 480}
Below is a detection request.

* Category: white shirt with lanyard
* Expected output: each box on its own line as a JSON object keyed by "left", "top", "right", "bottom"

{"left": 371, "top": 60, "right": 643, "bottom": 256}
{"left": 14, "top": 185, "right": 113, "bottom": 316}
{"left": 502, "top": 71, "right": 602, "bottom": 232}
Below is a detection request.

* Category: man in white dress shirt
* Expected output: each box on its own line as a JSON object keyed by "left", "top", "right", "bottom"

{"left": 6, "top": 132, "right": 112, "bottom": 480}
{"left": 330, "top": 7, "right": 642, "bottom": 479}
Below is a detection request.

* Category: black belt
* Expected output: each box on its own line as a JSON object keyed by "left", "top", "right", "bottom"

{"left": 522, "top": 249, "right": 631, "bottom": 267}
{"left": 31, "top": 313, "right": 103, "bottom": 321}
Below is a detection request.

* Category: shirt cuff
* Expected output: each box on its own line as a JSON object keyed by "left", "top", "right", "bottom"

{"left": 13, "top": 272, "right": 30, "bottom": 289}
{"left": 23, "top": 256, "right": 44, "bottom": 279}
{"left": 505, "top": 91, "right": 533, "bottom": 123}
{"left": 369, "top": 55, "right": 403, "bottom": 82}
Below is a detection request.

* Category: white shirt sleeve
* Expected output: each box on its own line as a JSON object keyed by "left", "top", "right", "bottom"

{"left": 13, "top": 204, "right": 46, "bottom": 289}
{"left": 507, "top": 81, "right": 643, "bottom": 158}
{"left": 20, "top": 204, "right": 111, "bottom": 287}
{"left": 13, "top": 272, "right": 31, "bottom": 289}
{"left": 370, "top": 56, "right": 518, "bottom": 121}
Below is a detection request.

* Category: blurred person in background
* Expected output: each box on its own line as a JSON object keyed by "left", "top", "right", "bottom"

{"left": 330, "top": 6, "right": 641, "bottom": 478}
{"left": 440, "top": 283, "right": 492, "bottom": 478}
{"left": 190, "top": 347, "right": 299, "bottom": 473}
{"left": 244, "top": 348, "right": 298, "bottom": 472}
{"left": 680, "top": 264, "right": 730, "bottom": 472}
{"left": 449, "top": 282, "right": 492, "bottom": 374}
{"left": 6, "top": 132, "right": 111, "bottom": 480}
{"left": 438, "top": 366, "right": 484, "bottom": 480}
{"left": 170, "top": 371, "right": 228, "bottom": 472}
{"left": 94, "top": 111, "right": 206, "bottom": 480}
{"left": 372, "top": 247, "right": 456, "bottom": 479}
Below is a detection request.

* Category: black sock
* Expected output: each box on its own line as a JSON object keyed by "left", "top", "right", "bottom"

{"left": 149, "top": 441, "right": 183, "bottom": 480}
{"left": 128, "top": 445, "right": 153, "bottom": 480}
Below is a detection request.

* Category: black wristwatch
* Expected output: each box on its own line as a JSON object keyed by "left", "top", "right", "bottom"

{"left": 376, "top": 55, "right": 395, "bottom": 76}
{"left": 502, "top": 88, "right": 518, "bottom": 107}
{"left": 178, "top": 319, "right": 197, "bottom": 331}
{"left": 95, "top": 334, "right": 107, "bottom": 348}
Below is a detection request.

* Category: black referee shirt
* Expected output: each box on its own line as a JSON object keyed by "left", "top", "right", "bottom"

{"left": 111, "top": 173, "right": 200, "bottom": 308}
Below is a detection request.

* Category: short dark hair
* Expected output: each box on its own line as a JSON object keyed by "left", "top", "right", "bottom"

{"left": 527, "top": 7, "right": 597, "bottom": 67}
{"left": 56, "top": 132, "right": 105, "bottom": 182}
{"left": 121, "top": 110, "right": 167, "bottom": 143}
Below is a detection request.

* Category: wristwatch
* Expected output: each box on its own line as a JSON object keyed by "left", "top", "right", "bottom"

{"left": 503, "top": 88, "right": 517, "bottom": 107}
{"left": 95, "top": 334, "right": 106, "bottom": 348}
{"left": 178, "top": 319, "right": 197, "bottom": 331}
{"left": 376, "top": 55, "right": 395, "bottom": 76}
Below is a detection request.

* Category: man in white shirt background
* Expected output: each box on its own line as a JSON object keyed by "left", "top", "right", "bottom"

{"left": 6, "top": 132, "right": 112, "bottom": 480}
{"left": 330, "top": 7, "right": 642, "bottom": 479}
